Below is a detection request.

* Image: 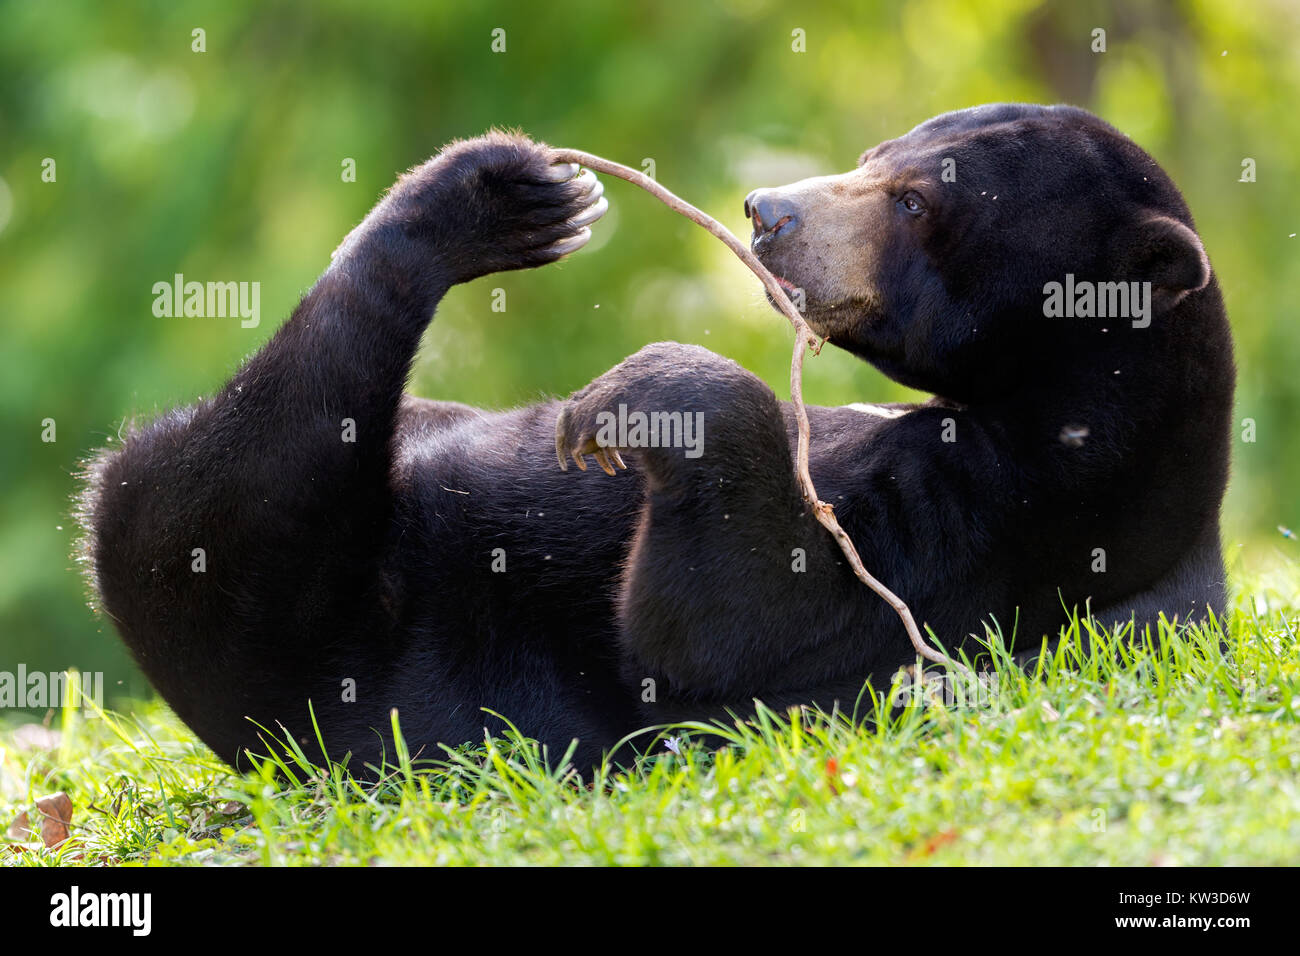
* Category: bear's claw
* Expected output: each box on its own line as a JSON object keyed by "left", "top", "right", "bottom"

{"left": 554, "top": 403, "right": 629, "bottom": 475}
{"left": 540, "top": 161, "right": 580, "bottom": 182}
{"left": 542, "top": 227, "right": 593, "bottom": 258}
{"left": 530, "top": 163, "right": 606, "bottom": 262}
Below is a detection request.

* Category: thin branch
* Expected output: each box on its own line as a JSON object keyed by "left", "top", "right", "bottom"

{"left": 551, "top": 148, "right": 967, "bottom": 674}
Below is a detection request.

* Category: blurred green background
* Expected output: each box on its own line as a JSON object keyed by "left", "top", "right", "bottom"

{"left": 1, "top": 0, "right": 1297, "bottom": 710}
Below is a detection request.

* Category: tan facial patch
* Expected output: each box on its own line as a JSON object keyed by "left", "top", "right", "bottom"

{"left": 752, "top": 166, "right": 897, "bottom": 336}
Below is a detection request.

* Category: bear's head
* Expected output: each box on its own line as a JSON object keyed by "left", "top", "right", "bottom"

{"left": 746, "top": 103, "right": 1215, "bottom": 403}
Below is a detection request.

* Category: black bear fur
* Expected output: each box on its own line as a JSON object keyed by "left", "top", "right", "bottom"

{"left": 79, "top": 105, "right": 1234, "bottom": 773}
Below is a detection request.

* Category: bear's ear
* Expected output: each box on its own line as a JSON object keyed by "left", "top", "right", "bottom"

{"left": 1128, "top": 214, "right": 1211, "bottom": 312}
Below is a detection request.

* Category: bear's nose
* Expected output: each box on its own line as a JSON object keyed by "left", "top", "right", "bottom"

{"left": 744, "top": 189, "right": 800, "bottom": 241}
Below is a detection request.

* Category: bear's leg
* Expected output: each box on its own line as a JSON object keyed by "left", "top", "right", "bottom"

{"left": 82, "top": 134, "right": 605, "bottom": 769}
{"left": 554, "top": 342, "right": 868, "bottom": 704}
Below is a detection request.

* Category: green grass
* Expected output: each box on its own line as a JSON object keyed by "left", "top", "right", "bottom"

{"left": 3, "top": 590, "right": 1298, "bottom": 866}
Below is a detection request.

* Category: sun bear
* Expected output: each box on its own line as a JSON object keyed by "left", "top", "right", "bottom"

{"left": 80, "top": 104, "right": 1234, "bottom": 773}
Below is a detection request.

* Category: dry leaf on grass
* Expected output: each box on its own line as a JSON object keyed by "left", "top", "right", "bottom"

{"left": 912, "top": 828, "right": 961, "bottom": 858}
{"left": 34, "top": 791, "right": 73, "bottom": 849}
{"left": 7, "top": 810, "right": 32, "bottom": 841}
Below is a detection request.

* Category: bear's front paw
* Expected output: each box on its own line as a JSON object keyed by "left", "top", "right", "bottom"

{"left": 555, "top": 343, "right": 725, "bottom": 477}
{"left": 554, "top": 390, "right": 631, "bottom": 476}
{"left": 401, "top": 132, "right": 607, "bottom": 284}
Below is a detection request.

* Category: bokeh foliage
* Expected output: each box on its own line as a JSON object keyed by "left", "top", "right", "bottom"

{"left": 1, "top": 0, "right": 1296, "bottom": 702}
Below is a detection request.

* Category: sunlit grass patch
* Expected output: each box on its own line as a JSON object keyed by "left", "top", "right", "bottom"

{"left": 2, "top": 590, "right": 1297, "bottom": 866}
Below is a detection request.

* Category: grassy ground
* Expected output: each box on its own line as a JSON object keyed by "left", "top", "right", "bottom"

{"left": 2, "top": 589, "right": 1298, "bottom": 866}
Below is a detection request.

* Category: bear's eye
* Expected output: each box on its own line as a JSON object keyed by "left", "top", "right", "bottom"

{"left": 899, "top": 192, "right": 926, "bottom": 216}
